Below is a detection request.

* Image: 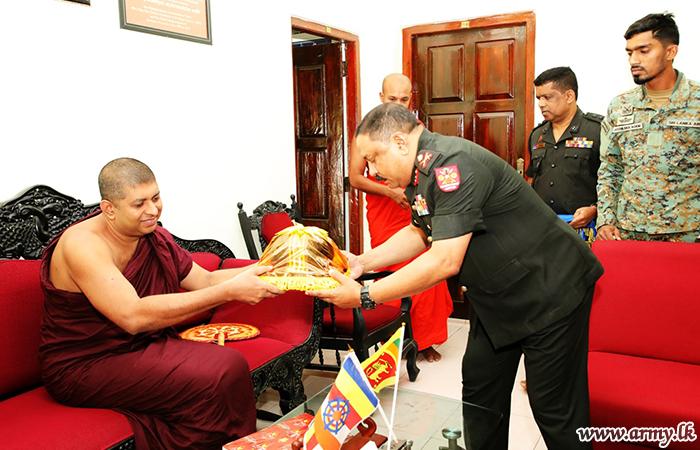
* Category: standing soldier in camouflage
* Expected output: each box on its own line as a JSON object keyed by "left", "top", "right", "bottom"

{"left": 597, "top": 12, "right": 700, "bottom": 242}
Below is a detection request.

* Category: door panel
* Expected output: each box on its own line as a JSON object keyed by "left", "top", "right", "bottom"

{"left": 413, "top": 24, "right": 528, "bottom": 170}
{"left": 292, "top": 43, "right": 346, "bottom": 249}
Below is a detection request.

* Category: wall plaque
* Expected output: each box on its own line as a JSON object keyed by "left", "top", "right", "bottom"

{"left": 119, "top": 0, "right": 211, "bottom": 45}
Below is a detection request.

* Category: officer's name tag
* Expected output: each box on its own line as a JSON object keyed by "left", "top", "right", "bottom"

{"left": 667, "top": 119, "right": 700, "bottom": 128}
{"left": 616, "top": 115, "right": 634, "bottom": 126}
{"left": 612, "top": 123, "right": 643, "bottom": 133}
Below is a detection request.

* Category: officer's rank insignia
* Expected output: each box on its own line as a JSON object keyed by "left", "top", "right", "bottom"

{"left": 533, "top": 143, "right": 545, "bottom": 151}
{"left": 414, "top": 194, "right": 429, "bottom": 216}
{"left": 617, "top": 115, "right": 634, "bottom": 126}
{"left": 417, "top": 151, "right": 433, "bottom": 168}
{"left": 621, "top": 105, "right": 634, "bottom": 116}
{"left": 413, "top": 168, "right": 419, "bottom": 186}
{"left": 435, "top": 165, "right": 460, "bottom": 192}
{"left": 565, "top": 137, "right": 594, "bottom": 148}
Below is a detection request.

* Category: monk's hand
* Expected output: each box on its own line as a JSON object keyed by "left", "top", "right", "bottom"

{"left": 227, "top": 265, "right": 285, "bottom": 304}
{"left": 306, "top": 269, "right": 363, "bottom": 309}
{"left": 388, "top": 187, "right": 410, "bottom": 210}
{"left": 569, "top": 206, "right": 596, "bottom": 229}
{"left": 597, "top": 225, "right": 622, "bottom": 241}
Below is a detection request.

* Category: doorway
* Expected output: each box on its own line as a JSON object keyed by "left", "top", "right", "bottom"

{"left": 291, "top": 18, "right": 362, "bottom": 254}
{"left": 402, "top": 12, "right": 536, "bottom": 318}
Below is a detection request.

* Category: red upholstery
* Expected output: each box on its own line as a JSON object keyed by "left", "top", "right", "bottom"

{"left": 261, "top": 211, "right": 294, "bottom": 243}
{"left": 191, "top": 252, "right": 222, "bottom": 271}
{"left": 224, "top": 337, "right": 293, "bottom": 370}
{"left": 589, "top": 241, "right": 700, "bottom": 449}
{"left": 0, "top": 260, "right": 44, "bottom": 398}
{"left": 0, "top": 259, "right": 134, "bottom": 449}
{"left": 0, "top": 387, "right": 133, "bottom": 450}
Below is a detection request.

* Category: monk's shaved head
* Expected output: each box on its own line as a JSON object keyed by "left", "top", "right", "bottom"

{"left": 98, "top": 158, "right": 156, "bottom": 202}
{"left": 382, "top": 73, "right": 412, "bottom": 94}
{"left": 380, "top": 74, "right": 413, "bottom": 108}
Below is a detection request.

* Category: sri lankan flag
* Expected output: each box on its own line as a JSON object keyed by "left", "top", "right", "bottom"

{"left": 303, "top": 352, "right": 378, "bottom": 450}
{"left": 361, "top": 326, "right": 403, "bottom": 392}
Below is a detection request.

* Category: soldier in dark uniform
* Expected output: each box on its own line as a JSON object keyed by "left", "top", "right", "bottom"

{"left": 308, "top": 103, "right": 603, "bottom": 450}
{"left": 526, "top": 67, "right": 603, "bottom": 240}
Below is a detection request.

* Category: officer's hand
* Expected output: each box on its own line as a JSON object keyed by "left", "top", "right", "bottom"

{"left": 388, "top": 188, "right": 410, "bottom": 210}
{"left": 342, "top": 251, "right": 365, "bottom": 280}
{"left": 569, "top": 206, "right": 596, "bottom": 229}
{"left": 305, "top": 269, "right": 362, "bottom": 309}
{"left": 597, "top": 225, "right": 622, "bottom": 241}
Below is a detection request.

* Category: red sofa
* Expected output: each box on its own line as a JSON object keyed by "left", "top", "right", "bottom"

{"left": 588, "top": 241, "right": 700, "bottom": 450}
{"left": 0, "top": 252, "right": 320, "bottom": 450}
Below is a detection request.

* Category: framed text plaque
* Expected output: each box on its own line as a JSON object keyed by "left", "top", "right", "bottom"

{"left": 118, "top": 0, "right": 211, "bottom": 45}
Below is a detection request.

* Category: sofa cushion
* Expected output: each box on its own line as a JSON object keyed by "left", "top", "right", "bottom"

{"left": 191, "top": 252, "right": 222, "bottom": 271}
{"left": 0, "top": 260, "right": 43, "bottom": 398}
{"left": 0, "top": 386, "right": 133, "bottom": 450}
{"left": 224, "top": 337, "right": 293, "bottom": 371}
{"left": 590, "top": 241, "right": 700, "bottom": 365}
{"left": 589, "top": 352, "right": 700, "bottom": 449}
{"left": 220, "top": 258, "right": 257, "bottom": 270}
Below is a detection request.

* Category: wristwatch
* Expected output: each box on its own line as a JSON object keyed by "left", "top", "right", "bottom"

{"left": 360, "top": 285, "right": 376, "bottom": 310}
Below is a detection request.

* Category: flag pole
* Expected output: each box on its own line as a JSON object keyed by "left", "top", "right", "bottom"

{"left": 388, "top": 324, "right": 405, "bottom": 445}
{"left": 375, "top": 403, "right": 398, "bottom": 443}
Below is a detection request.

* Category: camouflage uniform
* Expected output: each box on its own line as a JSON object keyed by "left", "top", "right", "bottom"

{"left": 597, "top": 71, "right": 700, "bottom": 241}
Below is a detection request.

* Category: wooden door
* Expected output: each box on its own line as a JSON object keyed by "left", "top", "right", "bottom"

{"left": 292, "top": 43, "right": 346, "bottom": 249}
{"left": 404, "top": 13, "right": 536, "bottom": 319}
{"left": 408, "top": 15, "right": 534, "bottom": 170}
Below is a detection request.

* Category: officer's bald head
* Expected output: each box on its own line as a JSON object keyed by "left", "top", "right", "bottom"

{"left": 356, "top": 103, "right": 419, "bottom": 144}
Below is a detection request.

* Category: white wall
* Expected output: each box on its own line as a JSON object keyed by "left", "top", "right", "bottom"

{"left": 1, "top": 0, "right": 698, "bottom": 257}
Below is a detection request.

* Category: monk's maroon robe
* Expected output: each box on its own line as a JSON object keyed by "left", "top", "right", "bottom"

{"left": 39, "top": 220, "right": 256, "bottom": 450}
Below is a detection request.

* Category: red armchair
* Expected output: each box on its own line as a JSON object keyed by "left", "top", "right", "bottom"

{"left": 588, "top": 241, "right": 700, "bottom": 450}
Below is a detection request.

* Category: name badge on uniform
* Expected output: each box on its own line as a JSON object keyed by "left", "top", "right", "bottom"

{"left": 621, "top": 105, "right": 634, "bottom": 116}
{"left": 667, "top": 119, "right": 700, "bottom": 128}
{"left": 565, "top": 137, "right": 594, "bottom": 148}
{"left": 414, "top": 194, "right": 430, "bottom": 216}
{"left": 617, "top": 115, "right": 634, "bottom": 126}
{"left": 435, "top": 165, "right": 461, "bottom": 192}
{"left": 612, "top": 123, "right": 643, "bottom": 133}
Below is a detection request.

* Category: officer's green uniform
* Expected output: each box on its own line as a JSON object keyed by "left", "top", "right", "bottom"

{"left": 598, "top": 71, "right": 700, "bottom": 241}
{"left": 526, "top": 108, "right": 603, "bottom": 215}
{"left": 404, "top": 129, "right": 603, "bottom": 450}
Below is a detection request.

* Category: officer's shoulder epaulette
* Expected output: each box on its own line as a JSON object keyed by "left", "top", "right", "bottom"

{"left": 533, "top": 119, "right": 548, "bottom": 130}
{"left": 415, "top": 148, "right": 442, "bottom": 174}
{"left": 583, "top": 112, "right": 604, "bottom": 123}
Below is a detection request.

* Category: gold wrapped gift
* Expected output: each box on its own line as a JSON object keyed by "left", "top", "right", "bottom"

{"left": 257, "top": 224, "right": 350, "bottom": 291}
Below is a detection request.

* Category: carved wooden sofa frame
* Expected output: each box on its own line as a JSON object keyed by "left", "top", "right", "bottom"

{"left": 0, "top": 185, "right": 324, "bottom": 449}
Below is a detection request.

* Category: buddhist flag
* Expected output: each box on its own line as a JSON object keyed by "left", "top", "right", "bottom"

{"left": 303, "top": 353, "right": 379, "bottom": 450}
{"left": 361, "top": 326, "right": 403, "bottom": 392}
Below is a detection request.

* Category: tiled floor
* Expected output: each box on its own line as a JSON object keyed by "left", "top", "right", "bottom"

{"left": 256, "top": 318, "right": 547, "bottom": 450}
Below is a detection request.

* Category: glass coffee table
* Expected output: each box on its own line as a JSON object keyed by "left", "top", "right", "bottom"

{"left": 275, "top": 386, "right": 502, "bottom": 450}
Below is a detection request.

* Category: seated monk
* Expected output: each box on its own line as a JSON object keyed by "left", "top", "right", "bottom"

{"left": 38, "top": 157, "right": 284, "bottom": 450}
